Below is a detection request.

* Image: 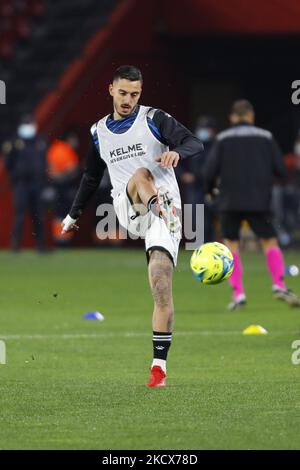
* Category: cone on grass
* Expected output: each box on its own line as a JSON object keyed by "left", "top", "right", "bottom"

{"left": 243, "top": 325, "right": 268, "bottom": 335}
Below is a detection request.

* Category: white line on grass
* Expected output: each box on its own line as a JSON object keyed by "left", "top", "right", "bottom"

{"left": 0, "top": 330, "right": 296, "bottom": 340}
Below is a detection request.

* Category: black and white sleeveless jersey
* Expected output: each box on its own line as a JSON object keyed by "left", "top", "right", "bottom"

{"left": 92, "top": 105, "right": 182, "bottom": 207}
{"left": 69, "top": 106, "right": 203, "bottom": 219}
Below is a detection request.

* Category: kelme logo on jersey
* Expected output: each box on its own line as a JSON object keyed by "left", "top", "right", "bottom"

{"left": 110, "top": 143, "right": 146, "bottom": 163}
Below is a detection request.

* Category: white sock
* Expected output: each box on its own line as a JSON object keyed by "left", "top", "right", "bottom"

{"left": 273, "top": 284, "right": 285, "bottom": 292}
{"left": 151, "top": 358, "right": 166, "bottom": 373}
{"left": 235, "top": 293, "right": 246, "bottom": 302}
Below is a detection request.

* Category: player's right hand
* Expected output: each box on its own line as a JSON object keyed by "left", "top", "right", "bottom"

{"left": 61, "top": 214, "right": 79, "bottom": 234}
{"left": 156, "top": 151, "right": 180, "bottom": 168}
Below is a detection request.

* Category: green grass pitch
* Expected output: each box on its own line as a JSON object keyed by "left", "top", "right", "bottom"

{"left": 0, "top": 248, "right": 300, "bottom": 450}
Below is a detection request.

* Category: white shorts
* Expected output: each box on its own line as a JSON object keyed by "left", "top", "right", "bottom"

{"left": 113, "top": 188, "right": 181, "bottom": 266}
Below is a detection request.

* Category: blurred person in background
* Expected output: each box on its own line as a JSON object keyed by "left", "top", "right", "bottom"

{"left": 283, "top": 132, "right": 300, "bottom": 239}
{"left": 47, "top": 130, "right": 80, "bottom": 245}
{"left": 180, "top": 116, "right": 217, "bottom": 242}
{"left": 204, "top": 99, "right": 300, "bottom": 310}
{"left": 272, "top": 131, "right": 300, "bottom": 247}
{"left": 179, "top": 116, "right": 217, "bottom": 241}
{"left": 3, "top": 114, "right": 47, "bottom": 252}
{"left": 271, "top": 173, "right": 290, "bottom": 247}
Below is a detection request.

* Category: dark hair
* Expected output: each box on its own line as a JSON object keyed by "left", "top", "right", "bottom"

{"left": 231, "top": 99, "right": 254, "bottom": 117}
{"left": 113, "top": 65, "right": 143, "bottom": 84}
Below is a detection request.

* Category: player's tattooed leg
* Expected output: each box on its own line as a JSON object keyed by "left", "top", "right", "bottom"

{"left": 148, "top": 250, "right": 174, "bottom": 332}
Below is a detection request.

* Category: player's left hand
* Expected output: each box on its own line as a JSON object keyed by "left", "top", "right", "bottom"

{"left": 156, "top": 151, "right": 180, "bottom": 168}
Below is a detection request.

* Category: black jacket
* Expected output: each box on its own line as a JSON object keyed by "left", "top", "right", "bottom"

{"left": 204, "top": 123, "right": 286, "bottom": 212}
{"left": 4, "top": 136, "right": 46, "bottom": 186}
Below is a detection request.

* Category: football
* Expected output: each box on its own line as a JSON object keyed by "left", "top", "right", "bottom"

{"left": 190, "top": 242, "right": 234, "bottom": 285}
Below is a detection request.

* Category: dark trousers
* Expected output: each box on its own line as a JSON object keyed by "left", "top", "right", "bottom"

{"left": 12, "top": 182, "right": 45, "bottom": 250}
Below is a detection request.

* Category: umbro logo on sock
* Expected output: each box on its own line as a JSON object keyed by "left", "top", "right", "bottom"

{"left": 155, "top": 346, "right": 165, "bottom": 350}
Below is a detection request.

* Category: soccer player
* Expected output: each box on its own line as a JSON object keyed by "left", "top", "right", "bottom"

{"left": 204, "top": 99, "right": 300, "bottom": 310}
{"left": 61, "top": 65, "right": 203, "bottom": 386}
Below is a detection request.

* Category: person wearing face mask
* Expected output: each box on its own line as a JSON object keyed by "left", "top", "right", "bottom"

{"left": 179, "top": 115, "right": 218, "bottom": 240}
{"left": 3, "top": 114, "right": 47, "bottom": 252}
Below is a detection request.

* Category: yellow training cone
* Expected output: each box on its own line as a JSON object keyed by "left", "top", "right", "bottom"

{"left": 243, "top": 325, "right": 268, "bottom": 335}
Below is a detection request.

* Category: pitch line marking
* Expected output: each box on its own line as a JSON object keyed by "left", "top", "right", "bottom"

{"left": 0, "top": 331, "right": 296, "bottom": 340}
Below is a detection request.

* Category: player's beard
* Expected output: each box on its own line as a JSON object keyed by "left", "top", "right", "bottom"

{"left": 116, "top": 103, "right": 137, "bottom": 118}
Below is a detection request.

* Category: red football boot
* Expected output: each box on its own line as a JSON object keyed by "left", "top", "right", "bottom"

{"left": 147, "top": 366, "right": 166, "bottom": 388}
